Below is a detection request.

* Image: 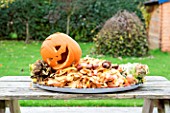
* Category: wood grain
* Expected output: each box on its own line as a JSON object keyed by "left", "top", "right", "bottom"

{"left": 142, "top": 99, "right": 154, "bottom": 113}
{"left": 9, "top": 100, "right": 21, "bottom": 113}
{"left": 164, "top": 100, "right": 170, "bottom": 113}
{"left": 0, "top": 76, "right": 31, "bottom": 82}
{"left": 0, "top": 76, "right": 169, "bottom": 100}
{"left": 0, "top": 76, "right": 169, "bottom": 113}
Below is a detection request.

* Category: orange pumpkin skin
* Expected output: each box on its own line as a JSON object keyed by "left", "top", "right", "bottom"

{"left": 40, "top": 33, "right": 82, "bottom": 70}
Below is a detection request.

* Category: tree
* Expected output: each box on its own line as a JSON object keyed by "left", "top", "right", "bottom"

{"left": 45, "top": 0, "right": 78, "bottom": 35}
{"left": 0, "top": 0, "right": 50, "bottom": 43}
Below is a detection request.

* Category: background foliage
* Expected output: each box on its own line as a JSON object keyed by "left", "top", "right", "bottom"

{"left": 94, "top": 10, "right": 149, "bottom": 57}
{"left": 0, "top": 0, "right": 145, "bottom": 42}
{"left": 0, "top": 0, "right": 52, "bottom": 41}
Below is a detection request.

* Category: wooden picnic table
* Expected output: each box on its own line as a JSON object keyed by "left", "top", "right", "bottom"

{"left": 0, "top": 76, "right": 169, "bottom": 113}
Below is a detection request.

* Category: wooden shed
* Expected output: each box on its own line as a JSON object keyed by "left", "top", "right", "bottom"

{"left": 144, "top": 0, "right": 170, "bottom": 52}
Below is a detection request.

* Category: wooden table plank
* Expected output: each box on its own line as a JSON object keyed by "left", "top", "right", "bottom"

{"left": 0, "top": 76, "right": 169, "bottom": 113}
{"left": 0, "top": 80, "right": 169, "bottom": 88}
{"left": 0, "top": 86, "right": 170, "bottom": 100}
{"left": 0, "top": 76, "right": 169, "bottom": 100}
{"left": 0, "top": 76, "right": 168, "bottom": 82}
{"left": 0, "top": 76, "right": 31, "bottom": 82}
{"left": 144, "top": 81, "right": 170, "bottom": 85}
{"left": 0, "top": 78, "right": 169, "bottom": 89}
{"left": 0, "top": 82, "right": 31, "bottom": 87}
{"left": 145, "top": 76, "right": 168, "bottom": 81}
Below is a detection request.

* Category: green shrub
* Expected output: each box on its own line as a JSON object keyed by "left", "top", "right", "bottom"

{"left": 93, "top": 10, "right": 149, "bottom": 57}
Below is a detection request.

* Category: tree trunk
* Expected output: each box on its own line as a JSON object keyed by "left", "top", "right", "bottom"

{"left": 66, "top": 14, "right": 71, "bottom": 35}
{"left": 66, "top": 3, "right": 76, "bottom": 35}
{"left": 25, "top": 21, "right": 30, "bottom": 44}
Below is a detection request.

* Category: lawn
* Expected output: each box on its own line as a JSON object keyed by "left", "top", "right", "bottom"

{"left": 0, "top": 40, "right": 170, "bottom": 107}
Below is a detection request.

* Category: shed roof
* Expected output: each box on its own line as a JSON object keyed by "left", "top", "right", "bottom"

{"left": 159, "top": 0, "right": 170, "bottom": 4}
{"left": 144, "top": 0, "right": 170, "bottom": 5}
{"left": 144, "top": 0, "right": 158, "bottom": 6}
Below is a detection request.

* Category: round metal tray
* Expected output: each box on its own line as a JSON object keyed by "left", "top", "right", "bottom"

{"left": 35, "top": 84, "right": 142, "bottom": 94}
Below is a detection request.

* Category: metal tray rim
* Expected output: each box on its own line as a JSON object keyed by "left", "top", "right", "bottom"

{"left": 35, "top": 83, "right": 142, "bottom": 94}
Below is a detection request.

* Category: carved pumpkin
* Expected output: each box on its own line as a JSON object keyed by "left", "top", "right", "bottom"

{"left": 40, "top": 33, "right": 82, "bottom": 70}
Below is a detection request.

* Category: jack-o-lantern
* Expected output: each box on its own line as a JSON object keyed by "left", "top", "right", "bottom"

{"left": 40, "top": 33, "right": 82, "bottom": 70}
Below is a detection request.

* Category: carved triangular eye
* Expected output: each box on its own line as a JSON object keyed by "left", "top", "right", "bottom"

{"left": 55, "top": 46, "right": 60, "bottom": 52}
{"left": 57, "top": 47, "right": 69, "bottom": 64}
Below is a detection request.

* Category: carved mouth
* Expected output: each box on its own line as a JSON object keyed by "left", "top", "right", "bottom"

{"left": 57, "top": 46, "right": 69, "bottom": 64}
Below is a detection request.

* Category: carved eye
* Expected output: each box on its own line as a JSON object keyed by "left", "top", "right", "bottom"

{"left": 40, "top": 33, "right": 82, "bottom": 70}
{"left": 55, "top": 46, "right": 60, "bottom": 52}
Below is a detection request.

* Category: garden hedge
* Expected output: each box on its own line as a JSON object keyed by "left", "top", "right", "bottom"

{"left": 0, "top": 0, "right": 145, "bottom": 42}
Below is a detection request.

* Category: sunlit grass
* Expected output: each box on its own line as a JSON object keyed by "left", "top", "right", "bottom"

{"left": 0, "top": 41, "right": 170, "bottom": 79}
{"left": 20, "top": 99, "right": 143, "bottom": 107}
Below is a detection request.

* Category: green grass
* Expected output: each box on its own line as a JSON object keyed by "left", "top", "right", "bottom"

{"left": 0, "top": 40, "right": 170, "bottom": 107}
{"left": 1, "top": 40, "right": 169, "bottom": 79}
{"left": 0, "top": 41, "right": 94, "bottom": 76}
{"left": 20, "top": 99, "right": 143, "bottom": 107}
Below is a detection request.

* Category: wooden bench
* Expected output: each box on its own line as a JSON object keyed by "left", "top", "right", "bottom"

{"left": 0, "top": 76, "right": 169, "bottom": 113}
